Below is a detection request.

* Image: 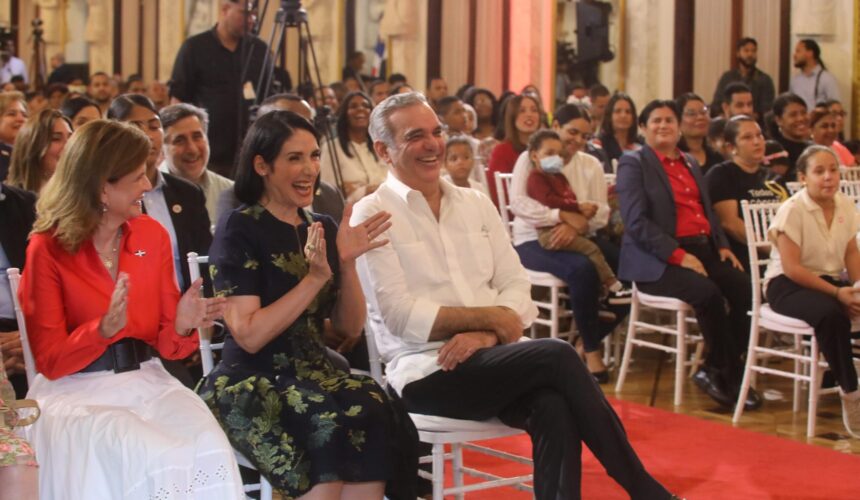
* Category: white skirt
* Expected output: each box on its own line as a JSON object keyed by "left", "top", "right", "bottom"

{"left": 24, "top": 359, "right": 245, "bottom": 500}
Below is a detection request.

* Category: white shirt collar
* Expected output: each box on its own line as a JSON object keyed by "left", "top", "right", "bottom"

{"left": 383, "top": 171, "right": 461, "bottom": 204}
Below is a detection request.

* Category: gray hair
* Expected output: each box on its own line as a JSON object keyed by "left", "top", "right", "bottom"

{"left": 368, "top": 91, "right": 430, "bottom": 148}
{"left": 159, "top": 102, "right": 210, "bottom": 134}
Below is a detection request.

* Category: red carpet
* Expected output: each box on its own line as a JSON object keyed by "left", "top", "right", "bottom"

{"left": 448, "top": 398, "right": 860, "bottom": 499}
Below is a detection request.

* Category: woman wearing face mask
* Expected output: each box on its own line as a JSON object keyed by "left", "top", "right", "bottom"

{"left": 320, "top": 91, "right": 388, "bottom": 203}
{"left": 705, "top": 115, "right": 786, "bottom": 272}
{"left": 763, "top": 145, "right": 860, "bottom": 437}
{"left": 616, "top": 100, "right": 760, "bottom": 411}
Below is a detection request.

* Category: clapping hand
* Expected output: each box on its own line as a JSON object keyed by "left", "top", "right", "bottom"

{"left": 99, "top": 273, "right": 129, "bottom": 338}
{"left": 336, "top": 203, "right": 392, "bottom": 263}
{"left": 305, "top": 222, "right": 333, "bottom": 282}
{"left": 175, "top": 277, "right": 227, "bottom": 335}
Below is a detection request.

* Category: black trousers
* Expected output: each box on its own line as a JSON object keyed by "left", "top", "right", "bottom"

{"left": 637, "top": 241, "right": 751, "bottom": 382}
{"left": 767, "top": 274, "right": 859, "bottom": 393}
{"left": 400, "top": 339, "right": 670, "bottom": 500}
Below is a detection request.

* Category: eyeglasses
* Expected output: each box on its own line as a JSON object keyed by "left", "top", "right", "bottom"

{"left": 683, "top": 107, "right": 709, "bottom": 118}
{"left": 831, "top": 110, "right": 847, "bottom": 118}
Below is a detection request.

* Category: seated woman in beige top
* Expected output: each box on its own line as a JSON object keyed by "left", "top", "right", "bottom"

{"left": 763, "top": 145, "right": 860, "bottom": 438}
{"left": 320, "top": 92, "right": 388, "bottom": 202}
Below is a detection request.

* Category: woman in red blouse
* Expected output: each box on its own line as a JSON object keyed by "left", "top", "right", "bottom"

{"left": 486, "top": 94, "right": 542, "bottom": 206}
{"left": 18, "top": 120, "right": 244, "bottom": 499}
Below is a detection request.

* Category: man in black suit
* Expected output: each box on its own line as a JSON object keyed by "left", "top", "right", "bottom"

{"left": 108, "top": 94, "right": 213, "bottom": 387}
{"left": 0, "top": 184, "right": 36, "bottom": 397}
{"left": 107, "top": 94, "right": 213, "bottom": 293}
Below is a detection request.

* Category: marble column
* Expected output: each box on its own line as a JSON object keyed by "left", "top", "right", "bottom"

{"left": 379, "top": 0, "right": 427, "bottom": 91}
{"left": 85, "top": 0, "right": 113, "bottom": 73}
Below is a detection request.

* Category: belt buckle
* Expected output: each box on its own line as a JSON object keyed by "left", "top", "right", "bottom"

{"left": 110, "top": 340, "right": 142, "bottom": 373}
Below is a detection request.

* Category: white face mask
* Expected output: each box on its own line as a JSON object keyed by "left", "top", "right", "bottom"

{"left": 539, "top": 155, "right": 564, "bottom": 174}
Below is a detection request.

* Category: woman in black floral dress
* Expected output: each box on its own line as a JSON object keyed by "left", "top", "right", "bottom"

{"left": 196, "top": 111, "right": 393, "bottom": 499}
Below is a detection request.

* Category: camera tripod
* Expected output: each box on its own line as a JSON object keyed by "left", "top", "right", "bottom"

{"left": 240, "top": 0, "right": 347, "bottom": 197}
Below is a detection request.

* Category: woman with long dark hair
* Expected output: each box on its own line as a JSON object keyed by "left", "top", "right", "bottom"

{"left": 320, "top": 91, "right": 388, "bottom": 202}
{"left": 597, "top": 92, "right": 641, "bottom": 163}
{"left": 463, "top": 87, "right": 497, "bottom": 140}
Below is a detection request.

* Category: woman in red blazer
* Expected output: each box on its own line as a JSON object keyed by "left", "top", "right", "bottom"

{"left": 18, "top": 120, "right": 244, "bottom": 499}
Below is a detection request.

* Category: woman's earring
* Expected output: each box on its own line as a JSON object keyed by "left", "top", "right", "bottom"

{"left": 101, "top": 203, "right": 108, "bottom": 213}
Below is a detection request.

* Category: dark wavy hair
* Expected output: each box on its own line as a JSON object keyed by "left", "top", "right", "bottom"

{"left": 463, "top": 87, "right": 498, "bottom": 122}
{"left": 638, "top": 99, "right": 679, "bottom": 127}
{"left": 106, "top": 93, "right": 158, "bottom": 120}
{"left": 674, "top": 92, "right": 704, "bottom": 116}
{"left": 59, "top": 96, "right": 100, "bottom": 123}
{"left": 772, "top": 92, "right": 807, "bottom": 118}
{"left": 335, "top": 91, "right": 376, "bottom": 160}
{"left": 600, "top": 92, "right": 638, "bottom": 145}
{"left": 553, "top": 103, "right": 591, "bottom": 126}
{"left": 234, "top": 111, "right": 320, "bottom": 205}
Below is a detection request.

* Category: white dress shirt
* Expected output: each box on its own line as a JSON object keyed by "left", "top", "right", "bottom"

{"left": 352, "top": 173, "right": 538, "bottom": 394}
{"left": 510, "top": 150, "right": 610, "bottom": 245}
{"left": 142, "top": 171, "right": 184, "bottom": 289}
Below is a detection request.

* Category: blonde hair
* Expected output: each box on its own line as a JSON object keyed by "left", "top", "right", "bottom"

{"left": 7, "top": 109, "right": 71, "bottom": 192}
{"left": 33, "top": 120, "right": 150, "bottom": 253}
{"left": 0, "top": 90, "right": 25, "bottom": 114}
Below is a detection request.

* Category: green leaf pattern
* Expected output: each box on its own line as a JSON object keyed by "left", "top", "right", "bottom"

{"left": 197, "top": 203, "right": 390, "bottom": 498}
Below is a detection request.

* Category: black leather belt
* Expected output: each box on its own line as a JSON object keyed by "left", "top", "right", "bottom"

{"left": 79, "top": 338, "right": 153, "bottom": 374}
{"left": 677, "top": 235, "right": 711, "bottom": 247}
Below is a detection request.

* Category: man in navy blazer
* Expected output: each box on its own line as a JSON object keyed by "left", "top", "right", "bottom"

{"left": 616, "top": 99, "right": 761, "bottom": 410}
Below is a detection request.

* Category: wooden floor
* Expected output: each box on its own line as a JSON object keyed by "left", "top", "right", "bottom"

{"left": 607, "top": 344, "right": 860, "bottom": 456}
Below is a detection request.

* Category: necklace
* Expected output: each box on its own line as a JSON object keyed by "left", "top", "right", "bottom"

{"left": 96, "top": 229, "right": 122, "bottom": 270}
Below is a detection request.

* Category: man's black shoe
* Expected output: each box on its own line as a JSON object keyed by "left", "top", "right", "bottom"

{"left": 692, "top": 368, "right": 734, "bottom": 407}
{"left": 741, "top": 386, "right": 763, "bottom": 411}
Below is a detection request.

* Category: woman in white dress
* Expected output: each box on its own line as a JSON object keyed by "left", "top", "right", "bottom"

{"left": 320, "top": 91, "right": 388, "bottom": 202}
{"left": 18, "top": 120, "right": 244, "bottom": 499}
